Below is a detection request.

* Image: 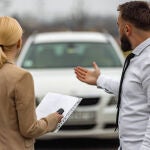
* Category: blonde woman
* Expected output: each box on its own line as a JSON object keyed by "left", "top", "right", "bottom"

{"left": 0, "top": 16, "right": 63, "bottom": 150}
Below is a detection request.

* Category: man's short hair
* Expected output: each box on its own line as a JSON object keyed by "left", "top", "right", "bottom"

{"left": 118, "top": 1, "right": 150, "bottom": 31}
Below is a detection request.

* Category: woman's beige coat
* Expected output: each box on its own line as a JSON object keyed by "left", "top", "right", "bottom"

{"left": 0, "top": 63, "right": 56, "bottom": 150}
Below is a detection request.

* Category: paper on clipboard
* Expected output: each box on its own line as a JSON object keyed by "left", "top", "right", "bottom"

{"left": 36, "top": 92, "right": 82, "bottom": 132}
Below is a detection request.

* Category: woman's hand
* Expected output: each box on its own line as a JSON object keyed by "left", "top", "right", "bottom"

{"left": 47, "top": 112, "right": 63, "bottom": 132}
{"left": 74, "top": 62, "right": 100, "bottom": 85}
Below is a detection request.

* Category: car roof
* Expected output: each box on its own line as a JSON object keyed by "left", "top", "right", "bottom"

{"left": 33, "top": 31, "right": 109, "bottom": 43}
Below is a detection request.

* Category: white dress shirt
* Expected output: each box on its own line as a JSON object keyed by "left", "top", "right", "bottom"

{"left": 97, "top": 38, "right": 150, "bottom": 150}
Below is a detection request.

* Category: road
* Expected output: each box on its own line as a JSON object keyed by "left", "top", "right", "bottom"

{"left": 35, "top": 138, "right": 119, "bottom": 150}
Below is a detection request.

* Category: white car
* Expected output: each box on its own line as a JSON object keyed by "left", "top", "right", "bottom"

{"left": 17, "top": 31, "right": 124, "bottom": 139}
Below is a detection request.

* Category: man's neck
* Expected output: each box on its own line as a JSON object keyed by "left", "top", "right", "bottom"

{"left": 131, "top": 31, "right": 150, "bottom": 49}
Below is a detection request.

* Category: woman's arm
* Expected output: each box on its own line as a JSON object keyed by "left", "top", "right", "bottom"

{"left": 15, "top": 72, "right": 63, "bottom": 138}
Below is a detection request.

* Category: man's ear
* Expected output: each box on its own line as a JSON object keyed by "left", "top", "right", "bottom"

{"left": 16, "top": 38, "right": 22, "bottom": 49}
{"left": 124, "top": 24, "right": 132, "bottom": 36}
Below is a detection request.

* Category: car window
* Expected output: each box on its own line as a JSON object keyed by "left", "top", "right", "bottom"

{"left": 22, "top": 42, "right": 122, "bottom": 68}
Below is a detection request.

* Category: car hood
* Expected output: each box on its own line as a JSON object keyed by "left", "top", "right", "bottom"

{"left": 28, "top": 68, "right": 122, "bottom": 101}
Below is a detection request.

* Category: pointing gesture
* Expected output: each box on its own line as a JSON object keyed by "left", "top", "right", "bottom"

{"left": 74, "top": 62, "right": 101, "bottom": 85}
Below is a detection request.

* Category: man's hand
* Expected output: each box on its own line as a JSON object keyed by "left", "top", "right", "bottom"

{"left": 74, "top": 62, "right": 100, "bottom": 85}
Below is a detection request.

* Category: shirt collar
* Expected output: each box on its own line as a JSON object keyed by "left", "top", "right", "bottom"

{"left": 132, "top": 38, "right": 150, "bottom": 56}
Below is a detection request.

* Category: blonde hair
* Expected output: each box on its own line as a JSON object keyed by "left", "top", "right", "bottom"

{"left": 0, "top": 16, "right": 23, "bottom": 68}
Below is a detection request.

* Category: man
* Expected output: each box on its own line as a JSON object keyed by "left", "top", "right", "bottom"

{"left": 74, "top": 1, "right": 150, "bottom": 150}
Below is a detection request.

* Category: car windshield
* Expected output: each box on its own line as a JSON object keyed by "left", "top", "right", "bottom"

{"left": 22, "top": 42, "right": 122, "bottom": 68}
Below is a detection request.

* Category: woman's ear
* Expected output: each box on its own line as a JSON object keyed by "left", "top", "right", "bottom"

{"left": 16, "top": 38, "right": 23, "bottom": 58}
{"left": 17, "top": 38, "right": 22, "bottom": 49}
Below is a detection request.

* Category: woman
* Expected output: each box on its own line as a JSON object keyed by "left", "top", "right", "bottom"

{"left": 0, "top": 16, "right": 63, "bottom": 150}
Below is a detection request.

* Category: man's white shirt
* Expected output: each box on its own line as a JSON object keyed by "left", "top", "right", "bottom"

{"left": 97, "top": 38, "right": 150, "bottom": 150}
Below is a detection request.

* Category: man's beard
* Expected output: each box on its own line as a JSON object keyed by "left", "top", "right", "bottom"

{"left": 120, "top": 34, "right": 132, "bottom": 52}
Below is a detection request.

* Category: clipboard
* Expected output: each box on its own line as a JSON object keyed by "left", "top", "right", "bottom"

{"left": 36, "top": 92, "right": 82, "bottom": 132}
